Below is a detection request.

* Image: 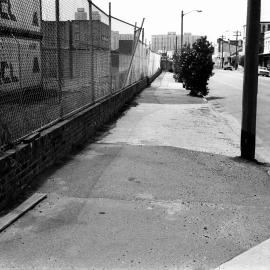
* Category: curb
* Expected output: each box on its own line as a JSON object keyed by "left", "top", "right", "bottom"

{"left": 0, "top": 193, "right": 47, "bottom": 233}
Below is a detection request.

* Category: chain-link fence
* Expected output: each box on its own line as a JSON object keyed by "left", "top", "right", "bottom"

{"left": 0, "top": 0, "right": 161, "bottom": 150}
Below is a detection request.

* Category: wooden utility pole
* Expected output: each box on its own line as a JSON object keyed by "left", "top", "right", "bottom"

{"left": 233, "top": 30, "right": 241, "bottom": 69}
{"left": 241, "top": 0, "right": 261, "bottom": 160}
{"left": 228, "top": 39, "right": 231, "bottom": 64}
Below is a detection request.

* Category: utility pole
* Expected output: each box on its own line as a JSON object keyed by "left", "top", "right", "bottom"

{"left": 220, "top": 35, "right": 225, "bottom": 68}
{"left": 241, "top": 0, "right": 261, "bottom": 160}
{"left": 228, "top": 39, "right": 231, "bottom": 65}
{"left": 233, "top": 30, "right": 241, "bottom": 69}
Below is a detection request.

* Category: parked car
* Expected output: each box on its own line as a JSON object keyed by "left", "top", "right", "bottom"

{"left": 224, "top": 65, "right": 233, "bottom": 71}
{"left": 258, "top": 66, "right": 270, "bottom": 77}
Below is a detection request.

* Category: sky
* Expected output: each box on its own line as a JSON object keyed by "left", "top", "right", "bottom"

{"left": 88, "top": 0, "right": 270, "bottom": 43}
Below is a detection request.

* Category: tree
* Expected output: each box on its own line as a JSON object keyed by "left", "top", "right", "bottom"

{"left": 173, "top": 36, "right": 214, "bottom": 96}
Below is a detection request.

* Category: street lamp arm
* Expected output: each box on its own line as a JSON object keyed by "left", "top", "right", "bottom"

{"left": 183, "top": 9, "right": 202, "bottom": 16}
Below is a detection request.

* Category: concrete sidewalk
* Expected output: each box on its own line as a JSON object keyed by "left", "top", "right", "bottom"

{"left": 1, "top": 72, "right": 270, "bottom": 270}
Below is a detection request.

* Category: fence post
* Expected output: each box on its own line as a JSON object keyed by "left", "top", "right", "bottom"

{"left": 109, "top": 2, "right": 112, "bottom": 95}
{"left": 131, "top": 22, "right": 137, "bottom": 85}
{"left": 89, "top": 0, "right": 95, "bottom": 103}
{"left": 39, "top": 0, "right": 44, "bottom": 89}
{"left": 56, "top": 0, "right": 63, "bottom": 118}
{"left": 123, "top": 19, "right": 144, "bottom": 88}
{"left": 69, "top": 21, "right": 73, "bottom": 79}
{"left": 133, "top": 22, "right": 137, "bottom": 49}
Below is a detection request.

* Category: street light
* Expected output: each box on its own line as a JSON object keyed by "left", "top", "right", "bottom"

{"left": 181, "top": 9, "right": 202, "bottom": 53}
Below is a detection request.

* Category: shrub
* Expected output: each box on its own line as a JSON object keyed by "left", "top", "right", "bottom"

{"left": 173, "top": 36, "right": 214, "bottom": 96}
{"left": 172, "top": 53, "right": 182, "bottom": 82}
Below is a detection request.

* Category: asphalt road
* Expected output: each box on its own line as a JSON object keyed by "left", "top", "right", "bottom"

{"left": 208, "top": 69, "right": 270, "bottom": 162}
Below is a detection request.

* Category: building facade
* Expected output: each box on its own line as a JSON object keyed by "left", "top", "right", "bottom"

{"left": 243, "top": 21, "right": 270, "bottom": 55}
{"left": 261, "top": 30, "right": 270, "bottom": 68}
{"left": 111, "top": 31, "right": 135, "bottom": 50}
{"left": 213, "top": 38, "right": 243, "bottom": 68}
{"left": 264, "top": 30, "right": 270, "bottom": 54}
{"left": 41, "top": 12, "right": 110, "bottom": 81}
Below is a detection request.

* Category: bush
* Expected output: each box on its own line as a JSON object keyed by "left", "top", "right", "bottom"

{"left": 173, "top": 36, "right": 214, "bottom": 96}
{"left": 172, "top": 53, "right": 182, "bottom": 82}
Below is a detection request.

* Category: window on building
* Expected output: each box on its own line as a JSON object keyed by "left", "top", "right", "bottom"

{"left": 268, "top": 24, "right": 270, "bottom": 31}
{"left": 262, "top": 25, "right": 265, "bottom": 32}
{"left": 74, "top": 33, "right": 80, "bottom": 41}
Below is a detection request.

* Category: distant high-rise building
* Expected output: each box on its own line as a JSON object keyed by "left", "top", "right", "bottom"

{"left": 151, "top": 32, "right": 202, "bottom": 52}
{"left": 75, "top": 8, "right": 87, "bottom": 20}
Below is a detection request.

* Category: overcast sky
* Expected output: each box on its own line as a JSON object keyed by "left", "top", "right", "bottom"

{"left": 87, "top": 0, "right": 270, "bottom": 43}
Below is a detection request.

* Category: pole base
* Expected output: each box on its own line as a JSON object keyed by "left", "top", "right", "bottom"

{"left": 240, "top": 129, "right": 255, "bottom": 160}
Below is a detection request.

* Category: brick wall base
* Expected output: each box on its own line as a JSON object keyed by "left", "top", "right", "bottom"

{"left": 0, "top": 70, "right": 160, "bottom": 211}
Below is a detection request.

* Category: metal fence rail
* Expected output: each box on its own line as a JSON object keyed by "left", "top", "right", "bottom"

{"left": 0, "top": 0, "right": 161, "bottom": 150}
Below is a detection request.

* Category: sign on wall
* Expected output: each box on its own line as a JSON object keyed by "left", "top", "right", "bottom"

{"left": 0, "top": 0, "right": 41, "bottom": 33}
{"left": 0, "top": 37, "right": 41, "bottom": 92}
